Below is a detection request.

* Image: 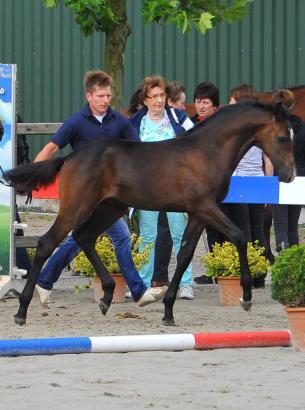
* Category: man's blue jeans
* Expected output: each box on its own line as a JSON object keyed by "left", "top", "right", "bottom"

{"left": 37, "top": 218, "right": 147, "bottom": 301}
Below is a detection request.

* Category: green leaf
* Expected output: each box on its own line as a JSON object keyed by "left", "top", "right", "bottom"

{"left": 43, "top": 0, "right": 59, "bottom": 6}
{"left": 196, "top": 12, "right": 214, "bottom": 33}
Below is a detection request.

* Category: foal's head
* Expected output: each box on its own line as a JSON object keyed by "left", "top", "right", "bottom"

{"left": 253, "top": 102, "right": 295, "bottom": 182}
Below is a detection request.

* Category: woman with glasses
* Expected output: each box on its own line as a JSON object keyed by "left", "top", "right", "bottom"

{"left": 129, "top": 75, "right": 194, "bottom": 300}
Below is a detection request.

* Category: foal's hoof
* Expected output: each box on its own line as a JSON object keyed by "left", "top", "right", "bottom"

{"left": 239, "top": 298, "right": 252, "bottom": 312}
{"left": 162, "top": 317, "right": 176, "bottom": 326}
{"left": 99, "top": 301, "right": 110, "bottom": 316}
{"left": 14, "top": 314, "right": 26, "bottom": 326}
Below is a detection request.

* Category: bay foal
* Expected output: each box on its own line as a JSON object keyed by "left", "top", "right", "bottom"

{"left": 4, "top": 102, "right": 295, "bottom": 325}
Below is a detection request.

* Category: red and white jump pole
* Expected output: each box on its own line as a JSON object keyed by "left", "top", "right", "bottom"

{"left": 0, "top": 330, "right": 291, "bottom": 356}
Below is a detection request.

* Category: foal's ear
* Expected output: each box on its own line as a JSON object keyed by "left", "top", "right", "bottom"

{"left": 274, "top": 102, "right": 289, "bottom": 121}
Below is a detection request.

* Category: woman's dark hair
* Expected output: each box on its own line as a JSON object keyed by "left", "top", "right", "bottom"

{"left": 126, "top": 88, "right": 143, "bottom": 116}
{"left": 193, "top": 81, "right": 219, "bottom": 107}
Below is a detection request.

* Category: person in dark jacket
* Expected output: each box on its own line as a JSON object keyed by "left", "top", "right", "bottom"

{"left": 191, "top": 81, "right": 219, "bottom": 124}
{"left": 190, "top": 82, "right": 220, "bottom": 284}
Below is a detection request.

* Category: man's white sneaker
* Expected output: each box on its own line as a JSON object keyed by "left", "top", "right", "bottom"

{"left": 35, "top": 284, "right": 51, "bottom": 308}
{"left": 125, "top": 289, "right": 132, "bottom": 298}
{"left": 137, "top": 286, "right": 167, "bottom": 307}
{"left": 179, "top": 285, "right": 194, "bottom": 300}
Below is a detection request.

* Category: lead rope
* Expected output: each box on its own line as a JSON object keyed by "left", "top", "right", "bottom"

{"left": 0, "top": 164, "right": 11, "bottom": 186}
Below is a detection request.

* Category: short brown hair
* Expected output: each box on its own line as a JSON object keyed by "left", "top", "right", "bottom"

{"left": 272, "top": 89, "right": 295, "bottom": 112}
{"left": 229, "top": 83, "right": 257, "bottom": 102}
{"left": 166, "top": 81, "right": 186, "bottom": 104}
{"left": 83, "top": 70, "right": 112, "bottom": 92}
{"left": 140, "top": 75, "right": 167, "bottom": 102}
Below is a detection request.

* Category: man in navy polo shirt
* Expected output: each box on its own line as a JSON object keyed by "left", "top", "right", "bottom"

{"left": 35, "top": 70, "right": 166, "bottom": 308}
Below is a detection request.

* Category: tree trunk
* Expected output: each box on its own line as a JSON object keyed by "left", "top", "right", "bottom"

{"left": 104, "top": 0, "right": 131, "bottom": 111}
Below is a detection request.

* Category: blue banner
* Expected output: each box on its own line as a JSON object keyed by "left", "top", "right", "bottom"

{"left": 0, "top": 63, "right": 15, "bottom": 276}
{"left": 224, "top": 176, "right": 279, "bottom": 204}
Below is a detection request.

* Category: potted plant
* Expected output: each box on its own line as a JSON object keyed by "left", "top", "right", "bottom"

{"left": 203, "top": 241, "right": 270, "bottom": 306}
{"left": 271, "top": 244, "right": 305, "bottom": 351}
{"left": 73, "top": 234, "right": 151, "bottom": 303}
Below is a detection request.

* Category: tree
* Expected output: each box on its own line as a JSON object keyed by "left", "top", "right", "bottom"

{"left": 42, "top": 0, "right": 253, "bottom": 110}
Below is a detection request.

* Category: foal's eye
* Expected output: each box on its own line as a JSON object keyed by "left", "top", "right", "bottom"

{"left": 277, "top": 136, "right": 287, "bottom": 143}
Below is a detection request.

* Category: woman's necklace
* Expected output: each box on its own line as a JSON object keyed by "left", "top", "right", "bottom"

{"left": 148, "top": 111, "right": 164, "bottom": 121}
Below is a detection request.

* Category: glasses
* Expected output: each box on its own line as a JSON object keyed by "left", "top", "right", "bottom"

{"left": 146, "top": 93, "right": 166, "bottom": 101}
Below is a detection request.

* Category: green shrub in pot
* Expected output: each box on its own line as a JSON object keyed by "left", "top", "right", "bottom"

{"left": 203, "top": 241, "right": 270, "bottom": 278}
{"left": 271, "top": 244, "right": 305, "bottom": 307}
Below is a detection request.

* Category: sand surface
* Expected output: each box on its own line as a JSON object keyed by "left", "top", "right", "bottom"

{"left": 0, "top": 211, "right": 304, "bottom": 409}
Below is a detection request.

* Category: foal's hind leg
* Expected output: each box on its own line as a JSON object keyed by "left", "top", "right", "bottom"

{"left": 15, "top": 215, "right": 74, "bottom": 325}
{"left": 200, "top": 203, "right": 252, "bottom": 311}
{"left": 163, "top": 216, "right": 204, "bottom": 326}
{"left": 73, "top": 201, "right": 128, "bottom": 316}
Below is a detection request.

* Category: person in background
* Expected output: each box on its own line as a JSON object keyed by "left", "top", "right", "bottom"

{"left": 190, "top": 81, "right": 220, "bottom": 285}
{"left": 271, "top": 89, "right": 305, "bottom": 252}
{"left": 34, "top": 70, "right": 166, "bottom": 308}
{"left": 227, "top": 84, "right": 272, "bottom": 288}
{"left": 198, "top": 84, "right": 271, "bottom": 288}
{"left": 166, "top": 81, "right": 187, "bottom": 110}
{"left": 191, "top": 81, "right": 219, "bottom": 124}
{"left": 130, "top": 75, "right": 194, "bottom": 300}
{"left": 125, "top": 87, "right": 143, "bottom": 117}
{"left": 151, "top": 80, "right": 189, "bottom": 290}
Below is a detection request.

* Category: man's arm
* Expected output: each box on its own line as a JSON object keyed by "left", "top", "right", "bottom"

{"left": 34, "top": 142, "right": 59, "bottom": 162}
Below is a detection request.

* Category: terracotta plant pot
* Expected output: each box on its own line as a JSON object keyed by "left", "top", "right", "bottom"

{"left": 92, "top": 274, "right": 126, "bottom": 304}
{"left": 217, "top": 276, "right": 242, "bottom": 306}
{"left": 286, "top": 307, "right": 305, "bottom": 352}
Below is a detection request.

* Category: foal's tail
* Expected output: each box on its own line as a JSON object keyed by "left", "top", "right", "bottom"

{"left": 3, "top": 156, "right": 67, "bottom": 195}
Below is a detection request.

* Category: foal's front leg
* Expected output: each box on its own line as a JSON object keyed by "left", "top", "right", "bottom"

{"left": 163, "top": 217, "right": 204, "bottom": 326}
{"left": 15, "top": 220, "right": 71, "bottom": 325}
{"left": 76, "top": 238, "right": 115, "bottom": 315}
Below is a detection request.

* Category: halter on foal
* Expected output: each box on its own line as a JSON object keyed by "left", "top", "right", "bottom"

{"left": 4, "top": 102, "right": 295, "bottom": 326}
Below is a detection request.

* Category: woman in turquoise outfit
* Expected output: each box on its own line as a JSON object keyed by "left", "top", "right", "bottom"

{"left": 130, "top": 75, "right": 194, "bottom": 300}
